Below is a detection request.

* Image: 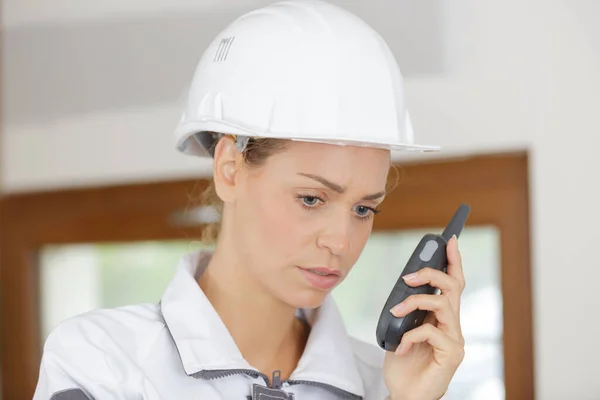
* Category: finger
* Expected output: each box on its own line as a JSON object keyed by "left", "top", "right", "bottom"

{"left": 422, "top": 313, "right": 464, "bottom": 348}
{"left": 447, "top": 235, "right": 466, "bottom": 293}
{"left": 402, "top": 267, "right": 462, "bottom": 314}
{"left": 395, "top": 322, "right": 453, "bottom": 357}
{"left": 390, "top": 294, "right": 461, "bottom": 341}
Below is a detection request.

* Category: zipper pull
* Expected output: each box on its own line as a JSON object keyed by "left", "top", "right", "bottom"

{"left": 272, "top": 370, "right": 282, "bottom": 389}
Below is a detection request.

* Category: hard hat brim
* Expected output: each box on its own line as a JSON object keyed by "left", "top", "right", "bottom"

{"left": 175, "top": 119, "right": 441, "bottom": 158}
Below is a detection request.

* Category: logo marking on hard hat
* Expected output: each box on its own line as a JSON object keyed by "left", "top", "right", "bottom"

{"left": 214, "top": 37, "right": 235, "bottom": 63}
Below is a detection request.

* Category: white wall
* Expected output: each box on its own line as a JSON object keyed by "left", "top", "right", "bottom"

{"left": 1, "top": 0, "right": 269, "bottom": 27}
{"left": 2, "top": 0, "right": 600, "bottom": 398}
{"left": 530, "top": 3, "right": 600, "bottom": 399}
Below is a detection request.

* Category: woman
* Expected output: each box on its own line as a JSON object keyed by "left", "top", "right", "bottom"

{"left": 34, "top": 1, "right": 465, "bottom": 399}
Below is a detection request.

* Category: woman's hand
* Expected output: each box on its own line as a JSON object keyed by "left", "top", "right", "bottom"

{"left": 383, "top": 235, "right": 466, "bottom": 400}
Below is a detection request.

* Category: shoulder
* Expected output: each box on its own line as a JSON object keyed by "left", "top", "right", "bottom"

{"left": 43, "top": 303, "right": 166, "bottom": 361}
{"left": 36, "top": 304, "right": 166, "bottom": 398}
{"left": 349, "top": 336, "right": 389, "bottom": 398}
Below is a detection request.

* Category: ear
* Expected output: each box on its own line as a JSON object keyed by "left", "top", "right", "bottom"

{"left": 212, "top": 136, "right": 244, "bottom": 202}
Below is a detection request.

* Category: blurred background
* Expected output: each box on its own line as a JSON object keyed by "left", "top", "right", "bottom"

{"left": 1, "top": 0, "right": 599, "bottom": 399}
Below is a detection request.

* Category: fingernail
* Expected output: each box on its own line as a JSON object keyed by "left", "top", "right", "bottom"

{"left": 452, "top": 234, "right": 459, "bottom": 248}
{"left": 390, "top": 302, "right": 406, "bottom": 315}
{"left": 402, "top": 272, "right": 418, "bottom": 281}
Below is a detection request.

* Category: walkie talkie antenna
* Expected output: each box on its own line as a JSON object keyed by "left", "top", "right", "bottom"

{"left": 441, "top": 204, "right": 471, "bottom": 241}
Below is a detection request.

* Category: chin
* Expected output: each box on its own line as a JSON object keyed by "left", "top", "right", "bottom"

{"left": 283, "top": 288, "right": 330, "bottom": 310}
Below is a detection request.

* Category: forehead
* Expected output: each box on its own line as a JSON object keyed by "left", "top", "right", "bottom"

{"left": 259, "top": 141, "right": 391, "bottom": 189}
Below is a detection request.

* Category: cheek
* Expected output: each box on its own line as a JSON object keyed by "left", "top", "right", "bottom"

{"left": 241, "top": 187, "right": 312, "bottom": 257}
{"left": 259, "top": 199, "right": 293, "bottom": 244}
{"left": 348, "top": 221, "right": 373, "bottom": 262}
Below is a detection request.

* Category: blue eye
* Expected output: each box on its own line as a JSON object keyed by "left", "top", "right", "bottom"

{"left": 299, "top": 195, "right": 322, "bottom": 207}
{"left": 356, "top": 206, "right": 370, "bottom": 216}
{"left": 353, "top": 205, "right": 379, "bottom": 219}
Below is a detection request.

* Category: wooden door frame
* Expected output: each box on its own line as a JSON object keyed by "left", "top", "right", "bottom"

{"left": 0, "top": 152, "right": 534, "bottom": 399}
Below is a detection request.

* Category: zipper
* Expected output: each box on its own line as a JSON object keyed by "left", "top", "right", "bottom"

{"left": 271, "top": 370, "right": 282, "bottom": 389}
{"left": 194, "top": 369, "right": 362, "bottom": 399}
{"left": 284, "top": 379, "right": 362, "bottom": 400}
{"left": 192, "top": 368, "right": 272, "bottom": 386}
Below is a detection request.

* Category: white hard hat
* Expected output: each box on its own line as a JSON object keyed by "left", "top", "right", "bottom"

{"left": 175, "top": 0, "right": 440, "bottom": 157}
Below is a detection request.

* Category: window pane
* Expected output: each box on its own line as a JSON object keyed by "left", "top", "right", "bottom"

{"left": 332, "top": 226, "right": 504, "bottom": 400}
{"left": 39, "top": 240, "right": 211, "bottom": 340}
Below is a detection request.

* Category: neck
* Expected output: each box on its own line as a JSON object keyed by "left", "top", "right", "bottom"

{"left": 198, "top": 242, "right": 309, "bottom": 378}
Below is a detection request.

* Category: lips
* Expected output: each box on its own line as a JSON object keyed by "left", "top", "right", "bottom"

{"left": 303, "top": 267, "right": 340, "bottom": 276}
{"left": 297, "top": 266, "right": 341, "bottom": 290}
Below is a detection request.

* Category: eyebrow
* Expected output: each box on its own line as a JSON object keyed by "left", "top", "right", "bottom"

{"left": 297, "top": 173, "right": 386, "bottom": 201}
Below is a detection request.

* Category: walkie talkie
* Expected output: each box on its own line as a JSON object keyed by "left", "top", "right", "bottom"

{"left": 376, "top": 204, "right": 471, "bottom": 351}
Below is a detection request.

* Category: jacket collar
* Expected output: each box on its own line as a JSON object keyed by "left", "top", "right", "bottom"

{"left": 160, "top": 251, "right": 365, "bottom": 398}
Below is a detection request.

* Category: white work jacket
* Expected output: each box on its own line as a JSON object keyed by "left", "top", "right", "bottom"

{"left": 34, "top": 251, "right": 391, "bottom": 399}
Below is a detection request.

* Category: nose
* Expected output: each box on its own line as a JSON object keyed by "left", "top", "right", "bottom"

{"left": 316, "top": 215, "right": 352, "bottom": 256}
